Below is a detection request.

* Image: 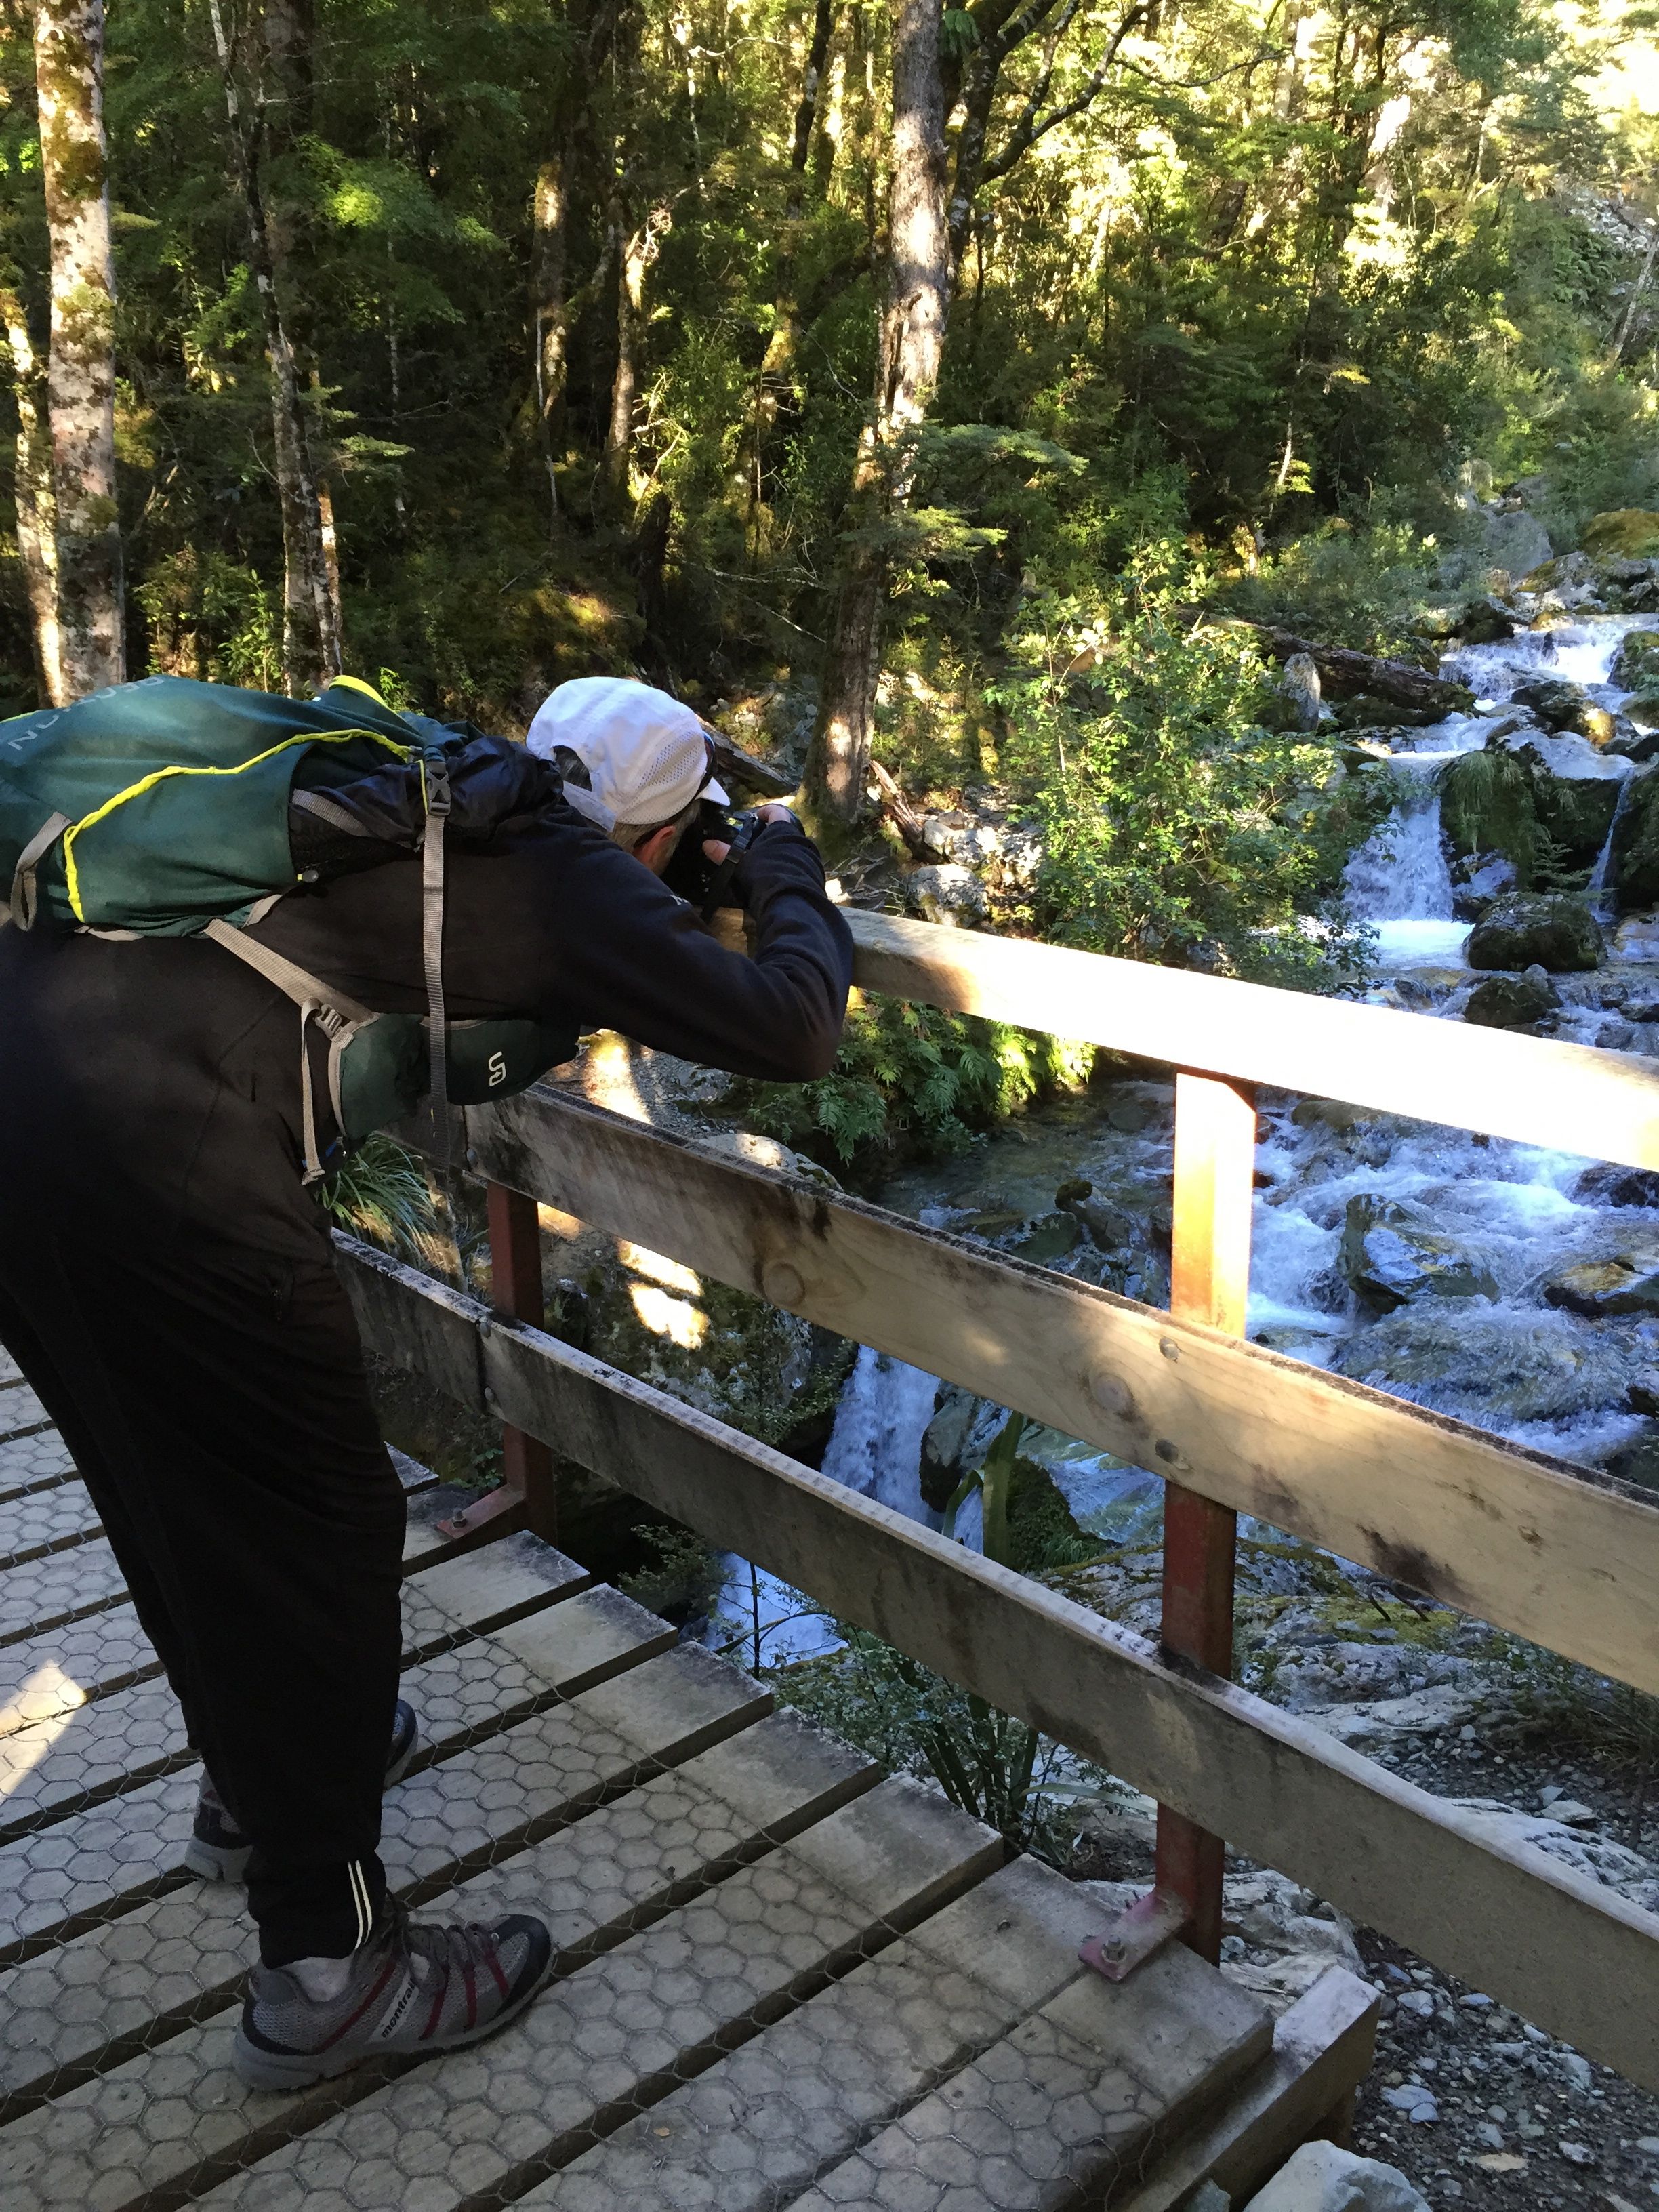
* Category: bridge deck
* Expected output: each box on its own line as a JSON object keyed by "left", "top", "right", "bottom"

{"left": 0, "top": 1374, "right": 1375, "bottom": 2212}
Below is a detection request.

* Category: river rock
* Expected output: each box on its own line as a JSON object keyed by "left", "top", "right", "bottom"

{"left": 1242, "top": 2142, "right": 1429, "bottom": 2212}
{"left": 1606, "top": 1427, "right": 1659, "bottom": 1492}
{"left": 1542, "top": 1257, "right": 1659, "bottom": 1318}
{"left": 1510, "top": 678, "right": 1603, "bottom": 737}
{"left": 1614, "top": 630, "right": 1659, "bottom": 690}
{"left": 1533, "top": 766, "right": 1622, "bottom": 867}
{"left": 1462, "top": 968, "right": 1559, "bottom": 1029}
{"left": 1458, "top": 594, "right": 1519, "bottom": 644}
{"left": 1571, "top": 1161, "right": 1659, "bottom": 1208}
{"left": 906, "top": 863, "right": 985, "bottom": 926}
{"left": 1465, "top": 890, "right": 1604, "bottom": 971}
{"left": 1609, "top": 773, "right": 1659, "bottom": 909}
{"left": 1339, "top": 1195, "right": 1499, "bottom": 1312}
{"left": 1277, "top": 651, "right": 1323, "bottom": 730}
{"left": 1583, "top": 509, "right": 1659, "bottom": 561}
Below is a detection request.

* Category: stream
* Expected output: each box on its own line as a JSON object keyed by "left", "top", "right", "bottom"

{"left": 720, "top": 613, "right": 1659, "bottom": 1661}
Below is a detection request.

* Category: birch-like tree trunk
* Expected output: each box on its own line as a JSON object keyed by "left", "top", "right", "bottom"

{"left": 806, "top": 0, "right": 948, "bottom": 825}
{"left": 531, "top": 150, "right": 569, "bottom": 531}
{"left": 602, "top": 202, "right": 665, "bottom": 513}
{"left": 33, "top": 0, "right": 123, "bottom": 696}
{"left": 207, "top": 0, "right": 338, "bottom": 695}
{"left": 0, "top": 281, "right": 65, "bottom": 703}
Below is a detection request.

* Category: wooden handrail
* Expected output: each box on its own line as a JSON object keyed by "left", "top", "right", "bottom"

{"left": 337, "top": 1231, "right": 1659, "bottom": 2095}
{"left": 846, "top": 910, "right": 1659, "bottom": 1169}
{"left": 457, "top": 1084, "right": 1659, "bottom": 1697}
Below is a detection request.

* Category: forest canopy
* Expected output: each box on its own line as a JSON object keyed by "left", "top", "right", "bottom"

{"left": 1, "top": 0, "right": 1656, "bottom": 982}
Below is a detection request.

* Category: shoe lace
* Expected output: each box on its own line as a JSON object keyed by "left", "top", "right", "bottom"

{"left": 386, "top": 1906, "right": 510, "bottom": 1990}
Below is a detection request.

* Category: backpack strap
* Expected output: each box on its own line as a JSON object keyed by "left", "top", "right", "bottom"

{"left": 5, "top": 812, "right": 71, "bottom": 931}
{"left": 203, "top": 917, "right": 378, "bottom": 1183}
{"left": 420, "top": 747, "right": 453, "bottom": 1167}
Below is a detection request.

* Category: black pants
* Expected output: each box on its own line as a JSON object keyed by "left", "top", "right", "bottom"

{"left": 0, "top": 1227, "right": 405, "bottom": 1965}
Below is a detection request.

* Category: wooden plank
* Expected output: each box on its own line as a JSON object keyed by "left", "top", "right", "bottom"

{"left": 0, "top": 1645, "right": 773, "bottom": 2122}
{"left": 335, "top": 1240, "right": 1659, "bottom": 2091}
{"left": 443, "top": 1090, "right": 1659, "bottom": 1698}
{"left": 545, "top": 1858, "right": 1269, "bottom": 2212}
{"left": 844, "top": 907, "right": 1659, "bottom": 1170}
{"left": 1114, "top": 1968, "right": 1380, "bottom": 2212}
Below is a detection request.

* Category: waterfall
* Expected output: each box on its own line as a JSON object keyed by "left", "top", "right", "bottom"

{"left": 1344, "top": 787, "right": 1455, "bottom": 922}
{"left": 819, "top": 1346, "right": 941, "bottom": 1518}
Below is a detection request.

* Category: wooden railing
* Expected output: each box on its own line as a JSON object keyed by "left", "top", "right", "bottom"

{"left": 340, "top": 909, "right": 1659, "bottom": 2096}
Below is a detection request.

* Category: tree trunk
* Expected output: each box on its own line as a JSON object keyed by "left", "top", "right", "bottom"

{"left": 806, "top": 0, "right": 949, "bottom": 825}
{"left": 206, "top": 0, "right": 337, "bottom": 695}
{"left": 0, "top": 281, "right": 65, "bottom": 704}
{"left": 531, "top": 150, "right": 569, "bottom": 531}
{"left": 602, "top": 203, "right": 663, "bottom": 514}
{"left": 33, "top": 0, "right": 123, "bottom": 697}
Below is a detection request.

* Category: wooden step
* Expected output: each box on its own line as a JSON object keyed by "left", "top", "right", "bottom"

{"left": 0, "top": 1468, "right": 96, "bottom": 1567}
{"left": 0, "top": 1643, "right": 773, "bottom": 2121}
{"left": 189, "top": 1774, "right": 999, "bottom": 2212}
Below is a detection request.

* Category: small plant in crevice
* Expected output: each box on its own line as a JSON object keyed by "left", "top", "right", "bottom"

{"left": 318, "top": 1134, "right": 439, "bottom": 1256}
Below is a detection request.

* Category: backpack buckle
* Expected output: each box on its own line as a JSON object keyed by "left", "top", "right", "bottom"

{"left": 423, "top": 747, "right": 453, "bottom": 819}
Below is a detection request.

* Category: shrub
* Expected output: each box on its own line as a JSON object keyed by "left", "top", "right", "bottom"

{"left": 990, "top": 589, "right": 1377, "bottom": 990}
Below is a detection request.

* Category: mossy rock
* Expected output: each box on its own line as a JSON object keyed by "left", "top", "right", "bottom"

{"left": 1533, "top": 771, "right": 1621, "bottom": 869}
{"left": 1610, "top": 773, "right": 1659, "bottom": 911}
{"left": 1583, "top": 510, "right": 1659, "bottom": 560}
{"left": 1465, "top": 890, "right": 1604, "bottom": 971}
{"left": 1613, "top": 631, "right": 1659, "bottom": 690}
{"left": 1437, "top": 747, "right": 1537, "bottom": 883}
{"left": 1463, "top": 970, "right": 1558, "bottom": 1029}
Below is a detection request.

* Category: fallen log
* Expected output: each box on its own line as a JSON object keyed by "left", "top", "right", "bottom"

{"left": 1244, "top": 621, "right": 1471, "bottom": 714}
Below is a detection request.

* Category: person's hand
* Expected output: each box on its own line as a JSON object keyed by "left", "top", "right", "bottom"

{"left": 701, "top": 803, "right": 796, "bottom": 865}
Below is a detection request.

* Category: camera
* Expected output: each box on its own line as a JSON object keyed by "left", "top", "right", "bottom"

{"left": 662, "top": 799, "right": 763, "bottom": 920}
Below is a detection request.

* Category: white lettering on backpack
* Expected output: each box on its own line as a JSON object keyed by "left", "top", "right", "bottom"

{"left": 487, "top": 1050, "right": 508, "bottom": 1088}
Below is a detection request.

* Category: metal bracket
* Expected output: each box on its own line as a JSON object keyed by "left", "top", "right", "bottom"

{"left": 1078, "top": 1886, "right": 1189, "bottom": 1982}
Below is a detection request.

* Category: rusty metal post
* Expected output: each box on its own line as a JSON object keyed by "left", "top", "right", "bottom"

{"left": 436, "top": 1181, "right": 558, "bottom": 1547}
{"left": 1154, "top": 1069, "right": 1256, "bottom": 1963}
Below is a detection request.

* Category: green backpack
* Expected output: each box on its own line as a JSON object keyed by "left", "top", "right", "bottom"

{"left": 0, "top": 672, "right": 575, "bottom": 1176}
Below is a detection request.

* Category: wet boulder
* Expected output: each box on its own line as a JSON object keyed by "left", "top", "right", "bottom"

{"left": 1509, "top": 678, "right": 1612, "bottom": 743}
{"left": 1530, "top": 765, "right": 1621, "bottom": 867}
{"left": 1338, "top": 1195, "right": 1499, "bottom": 1313}
{"left": 1613, "top": 630, "right": 1659, "bottom": 690}
{"left": 1604, "top": 1427, "right": 1659, "bottom": 1493}
{"left": 1462, "top": 966, "right": 1559, "bottom": 1030}
{"left": 1480, "top": 507, "right": 1553, "bottom": 583}
{"left": 1571, "top": 1161, "right": 1659, "bottom": 1208}
{"left": 1465, "top": 890, "right": 1604, "bottom": 972}
{"left": 1542, "top": 1257, "right": 1659, "bottom": 1319}
{"left": 1609, "top": 771, "right": 1659, "bottom": 910}
{"left": 1457, "top": 594, "right": 1518, "bottom": 644}
{"left": 1582, "top": 509, "right": 1659, "bottom": 561}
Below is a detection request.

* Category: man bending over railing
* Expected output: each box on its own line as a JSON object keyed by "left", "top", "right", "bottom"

{"left": 0, "top": 672, "right": 850, "bottom": 2088}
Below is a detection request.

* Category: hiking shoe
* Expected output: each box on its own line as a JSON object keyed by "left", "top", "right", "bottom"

{"left": 232, "top": 1906, "right": 553, "bottom": 2089}
{"left": 185, "top": 1700, "right": 419, "bottom": 1883}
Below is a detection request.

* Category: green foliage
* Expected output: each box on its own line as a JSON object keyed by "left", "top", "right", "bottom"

{"left": 1219, "top": 517, "right": 1443, "bottom": 659}
{"left": 1438, "top": 745, "right": 1540, "bottom": 886}
{"left": 728, "top": 996, "right": 1095, "bottom": 1179}
{"left": 317, "top": 1134, "right": 438, "bottom": 1256}
{"left": 780, "top": 1626, "right": 1108, "bottom": 1860}
{"left": 617, "top": 1525, "right": 726, "bottom": 1626}
{"left": 989, "top": 588, "right": 1378, "bottom": 989}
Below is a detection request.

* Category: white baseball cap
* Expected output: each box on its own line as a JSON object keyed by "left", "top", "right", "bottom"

{"left": 526, "top": 676, "right": 727, "bottom": 834}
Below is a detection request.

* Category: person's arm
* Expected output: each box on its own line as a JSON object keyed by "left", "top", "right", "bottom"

{"left": 539, "top": 815, "right": 853, "bottom": 1081}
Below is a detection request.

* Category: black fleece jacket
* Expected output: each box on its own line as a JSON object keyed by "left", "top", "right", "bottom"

{"left": 0, "top": 796, "right": 852, "bottom": 1261}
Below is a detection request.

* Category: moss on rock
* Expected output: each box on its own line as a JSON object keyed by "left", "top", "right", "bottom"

{"left": 1582, "top": 510, "right": 1659, "bottom": 560}
{"left": 1437, "top": 747, "right": 1538, "bottom": 883}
